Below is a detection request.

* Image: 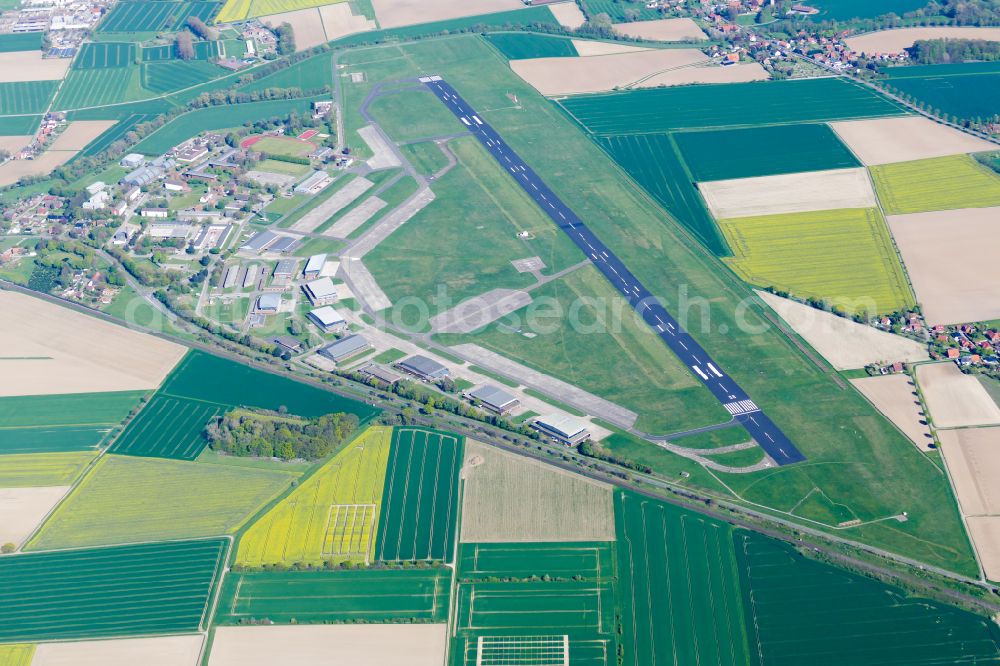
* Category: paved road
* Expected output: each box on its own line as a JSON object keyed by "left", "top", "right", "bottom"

{"left": 421, "top": 75, "right": 806, "bottom": 465}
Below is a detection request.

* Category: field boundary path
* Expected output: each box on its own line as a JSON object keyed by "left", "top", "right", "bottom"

{"left": 421, "top": 75, "right": 806, "bottom": 465}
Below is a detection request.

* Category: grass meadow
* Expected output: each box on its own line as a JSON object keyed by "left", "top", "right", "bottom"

{"left": 0, "top": 539, "right": 226, "bottom": 642}
{"left": 870, "top": 154, "right": 1000, "bottom": 214}
{"left": 366, "top": 87, "right": 467, "bottom": 144}
{"left": 0, "top": 452, "right": 96, "bottom": 487}
{"left": 338, "top": 36, "right": 976, "bottom": 574}
{"left": 719, "top": 207, "right": 914, "bottom": 314}
{"left": 238, "top": 54, "right": 332, "bottom": 94}
{"left": 0, "top": 80, "right": 59, "bottom": 115}
{"left": 616, "top": 491, "right": 749, "bottom": 665}
{"left": 375, "top": 428, "right": 462, "bottom": 563}
{"left": 736, "top": 532, "right": 1000, "bottom": 664}
{"left": 237, "top": 426, "right": 392, "bottom": 567}
{"left": 27, "top": 454, "right": 298, "bottom": 550}
{"left": 216, "top": 568, "right": 450, "bottom": 624}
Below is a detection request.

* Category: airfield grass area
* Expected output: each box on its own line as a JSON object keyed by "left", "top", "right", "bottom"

{"left": 375, "top": 427, "right": 463, "bottom": 562}
{"left": 400, "top": 141, "right": 450, "bottom": 176}
{"left": 870, "top": 154, "right": 1000, "bottom": 214}
{"left": 0, "top": 539, "right": 226, "bottom": 642}
{"left": 674, "top": 123, "right": 861, "bottom": 182}
{"left": 366, "top": 87, "right": 467, "bottom": 144}
{"left": 440, "top": 265, "right": 731, "bottom": 434}
{"left": 216, "top": 568, "right": 450, "bottom": 624}
{"left": 367, "top": 135, "right": 584, "bottom": 309}
{"left": 27, "top": 454, "right": 297, "bottom": 550}
{"left": 452, "top": 541, "right": 617, "bottom": 666}
{"left": 616, "top": 490, "right": 749, "bottom": 665}
{"left": 597, "top": 133, "right": 726, "bottom": 254}
{"left": 237, "top": 426, "right": 392, "bottom": 567}
{"left": 239, "top": 55, "right": 333, "bottom": 93}
{"left": 0, "top": 80, "right": 59, "bottom": 115}
{"left": 719, "top": 207, "right": 914, "bottom": 315}
{"left": 736, "top": 532, "right": 1000, "bottom": 664}
{"left": 109, "top": 394, "right": 222, "bottom": 460}
{"left": 338, "top": 36, "right": 977, "bottom": 574}
{"left": 0, "top": 390, "right": 144, "bottom": 427}
{"left": 559, "top": 77, "right": 903, "bottom": 133}
{"left": 485, "top": 32, "right": 578, "bottom": 59}
{"left": 0, "top": 452, "right": 96, "bottom": 487}
{"left": 97, "top": 0, "right": 219, "bottom": 32}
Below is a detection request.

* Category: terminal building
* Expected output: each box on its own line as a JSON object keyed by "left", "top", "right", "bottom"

{"left": 532, "top": 414, "right": 590, "bottom": 446}
{"left": 396, "top": 355, "right": 449, "bottom": 381}
{"left": 466, "top": 384, "right": 520, "bottom": 416}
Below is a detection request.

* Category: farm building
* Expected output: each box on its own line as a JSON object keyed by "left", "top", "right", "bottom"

{"left": 358, "top": 363, "right": 402, "bottom": 385}
{"left": 256, "top": 293, "right": 281, "bottom": 314}
{"left": 318, "top": 334, "right": 371, "bottom": 364}
{"left": 308, "top": 305, "right": 347, "bottom": 333}
{"left": 532, "top": 414, "right": 590, "bottom": 446}
{"left": 303, "top": 277, "right": 339, "bottom": 306}
{"left": 467, "top": 384, "right": 520, "bottom": 415}
{"left": 304, "top": 253, "right": 327, "bottom": 277}
{"left": 396, "top": 355, "right": 449, "bottom": 381}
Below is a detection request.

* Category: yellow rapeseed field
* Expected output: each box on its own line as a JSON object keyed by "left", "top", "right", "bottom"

{"left": 0, "top": 644, "right": 35, "bottom": 666}
{"left": 216, "top": 0, "right": 347, "bottom": 24}
{"left": 870, "top": 154, "right": 1000, "bottom": 215}
{"left": 720, "top": 207, "right": 915, "bottom": 315}
{"left": 237, "top": 426, "right": 392, "bottom": 567}
{"left": 0, "top": 452, "right": 96, "bottom": 487}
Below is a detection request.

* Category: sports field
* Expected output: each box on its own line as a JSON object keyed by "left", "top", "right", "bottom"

{"left": 720, "top": 207, "right": 914, "bottom": 315}
{"left": 98, "top": 0, "right": 220, "bottom": 32}
{"left": 616, "top": 490, "right": 749, "bottom": 665}
{"left": 109, "top": 394, "right": 221, "bottom": 460}
{"left": 72, "top": 42, "right": 136, "bottom": 69}
{"left": 252, "top": 135, "right": 314, "bottom": 157}
{"left": 674, "top": 124, "right": 860, "bottom": 182}
{"left": 374, "top": 428, "right": 463, "bottom": 562}
{"left": 0, "top": 80, "right": 59, "bottom": 115}
{"left": 141, "top": 60, "right": 227, "bottom": 95}
{"left": 0, "top": 539, "right": 226, "bottom": 642}
{"left": 237, "top": 426, "right": 392, "bottom": 567}
{"left": 870, "top": 154, "right": 1000, "bottom": 214}
{"left": 216, "top": 568, "right": 450, "bottom": 624}
{"left": 0, "top": 452, "right": 96, "bottom": 487}
{"left": 159, "top": 350, "right": 379, "bottom": 421}
{"left": 133, "top": 97, "right": 320, "bottom": 154}
{"left": 452, "top": 541, "right": 617, "bottom": 666}
{"left": 597, "top": 133, "right": 726, "bottom": 253}
{"left": 560, "top": 77, "right": 903, "bottom": 134}
{"left": 736, "top": 532, "right": 1000, "bottom": 664}
{"left": 484, "top": 32, "right": 578, "bottom": 59}
{"left": 27, "top": 454, "right": 297, "bottom": 550}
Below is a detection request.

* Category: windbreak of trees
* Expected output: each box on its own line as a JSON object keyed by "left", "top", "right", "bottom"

{"left": 908, "top": 38, "right": 1000, "bottom": 63}
{"left": 205, "top": 409, "right": 359, "bottom": 460}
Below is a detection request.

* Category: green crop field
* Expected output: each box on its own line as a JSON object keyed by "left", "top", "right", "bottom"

{"left": 484, "top": 32, "right": 578, "bottom": 59}
{"left": 560, "top": 78, "right": 903, "bottom": 134}
{"left": 109, "top": 394, "right": 222, "bottom": 460}
{"left": 237, "top": 426, "right": 392, "bottom": 567}
{"left": 159, "top": 350, "right": 379, "bottom": 420}
{"left": 0, "top": 33, "right": 41, "bottom": 52}
{"left": 720, "top": 207, "right": 914, "bottom": 315}
{"left": 0, "top": 115, "right": 41, "bottom": 135}
{"left": 73, "top": 42, "right": 136, "bottom": 69}
{"left": 674, "top": 124, "right": 861, "bottom": 182}
{"left": 53, "top": 68, "right": 144, "bottom": 110}
{"left": 0, "top": 452, "right": 96, "bottom": 487}
{"left": 0, "top": 391, "right": 144, "bottom": 428}
{"left": 239, "top": 55, "right": 332, "bottom": 93}
{"left": 375, "top": 427, "right": 462, "bottom": 563}
{"left": 886, "top": 67, "right": 1000, "bottom": 121}
{"left": 98, "top": 1, "right": 220, "bottom": 33}
{"left": 133, "top": 97, "right": 320, "bottom": 155}
{"left": 66, "top": 96, "right": 174, "bottom": 121}
{"left": 804, "top": 0, "right": 926, "bottom": 19}
{"left": 142, "top": 40, "right": 218, "bottom": 61}
{"left": 0, "top": 80, "right": 59, "bottom": 115}
{"left": 141, "top": 60, "right": 227, "bottom": 95}
{"left": 0, "top": 645, "right": 33, "bottom": 666}
{"left": 452, "top": 541, "right": 617, "bottom": 666}
{"left": 870, "top": 154, "right": 1000, "bottom": 214}
{"left": 597, "top": 133, "right": 726, "bottom": 253}
{"left": 216, "top": 568, "right": 450, "bottom": 624}
{"left": 616, "top": 490, "right": 749, "bottom": 665}
{"left": 366, "top": 88, "right": 467, "bottom": 144}
{"left": 0, "top": 426, "right": 108, "bottom": 454}
{"left": 79, "top": 113, "right": 154, "bottom": 156}
{"left": 439, "top": 265, "right": 729, "bottom": 434}
{"left": 367, "top": 136, "right": 584, "bottom": 310}
{"left": 736, "top": 532, "right": 1000, "bottom": 664}
{"left": 0, "top": 539, "right": 226, "bottom": 642}
{"left": 581, "top": 0, "right": 659, "bottom": 20}
{"left": 27, "top": 454, "right": 297, "bottom": 550}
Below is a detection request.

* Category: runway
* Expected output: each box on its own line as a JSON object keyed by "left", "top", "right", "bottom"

{"left": 420, "top": 76, "right": 805, "bottom": 465}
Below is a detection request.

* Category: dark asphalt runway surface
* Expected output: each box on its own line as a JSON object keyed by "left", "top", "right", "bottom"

{"left": 421, "top": 76, "right": 805, "bottom": 465}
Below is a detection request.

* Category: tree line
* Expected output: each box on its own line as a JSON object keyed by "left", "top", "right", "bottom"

{"left": 204, "top": 409, "right": 359, "bottom": 460}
